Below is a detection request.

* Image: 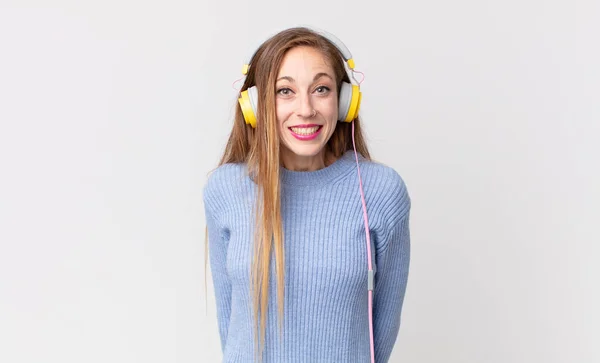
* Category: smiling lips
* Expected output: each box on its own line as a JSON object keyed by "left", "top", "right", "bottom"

{"left": 289, "top": 123, "right": 321, "bottom": 128}
{"left": 289, "top": 124, "right": 323, "bottom": 140}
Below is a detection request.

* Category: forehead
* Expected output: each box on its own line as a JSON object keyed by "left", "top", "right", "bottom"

{"left": 277, "top": 46, "right": 334, "bottom": 77}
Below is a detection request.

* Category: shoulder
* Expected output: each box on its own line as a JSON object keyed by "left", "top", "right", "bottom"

{"left": 360, "top": 158, "right": 411, "bottom": 223}
{"left": 204, "top": 162, "right": 245, "bottom": 186}
{"left": 203, "top": 162, "right": 249, "bottom": 212}
{"left": 354, "top": 159, "right": 411, "bottom": 254}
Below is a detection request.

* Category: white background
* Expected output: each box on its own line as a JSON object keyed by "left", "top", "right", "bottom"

{"left": 1, "top": 1, "right": 598, "bottom": 362}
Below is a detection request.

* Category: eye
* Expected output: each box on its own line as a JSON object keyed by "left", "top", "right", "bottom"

{"left": 315, "top": 86, "right": 331, "bottom": 94}
{"left": 277, "top": 88, "right": 293, "bottom": 96}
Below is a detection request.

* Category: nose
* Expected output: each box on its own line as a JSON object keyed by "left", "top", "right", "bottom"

{"left": 296, "top": 92, "right": 315, "bottom": 118}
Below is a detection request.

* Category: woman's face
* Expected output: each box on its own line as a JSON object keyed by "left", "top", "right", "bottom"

{"left": 275, "top": 46, "right": 338, "bottom": 171}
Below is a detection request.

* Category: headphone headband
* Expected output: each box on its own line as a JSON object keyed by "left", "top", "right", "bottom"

{"left": 242, "top": 26, "right": 355, "bottom": 75}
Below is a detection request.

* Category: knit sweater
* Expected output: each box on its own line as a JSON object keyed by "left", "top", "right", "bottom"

{"left": 203, "top": 150, "right": 411, "bottom": 363}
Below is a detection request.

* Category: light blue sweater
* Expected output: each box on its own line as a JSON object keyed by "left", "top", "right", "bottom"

{"left": 203, "top": 150, "right": 411, "bottom": 362}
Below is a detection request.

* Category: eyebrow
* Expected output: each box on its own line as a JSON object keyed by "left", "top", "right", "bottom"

{"left": 276, "top": 72, "right": 334, "bottom": 83}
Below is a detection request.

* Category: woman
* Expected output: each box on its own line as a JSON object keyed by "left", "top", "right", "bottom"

{"left": 203, "top": 26, "right": 411, "bottom": 363}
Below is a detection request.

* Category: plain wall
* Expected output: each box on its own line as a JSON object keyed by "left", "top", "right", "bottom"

{"left": 0, "top": 1, "right": 598, "bottom": 362}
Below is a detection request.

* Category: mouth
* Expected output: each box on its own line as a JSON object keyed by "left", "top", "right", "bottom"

{"left": 288, "top": 125, "right": 323, "bottom": 140}
{"left": 288, "top": 124, "right": 323, "bottom": 129}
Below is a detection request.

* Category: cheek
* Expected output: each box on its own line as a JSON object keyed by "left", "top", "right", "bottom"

{"left": 276, "top": 100, "right": 293, "bottom": 124}
{"left": 322, "top": 97, "right": 338, "bottom": 120}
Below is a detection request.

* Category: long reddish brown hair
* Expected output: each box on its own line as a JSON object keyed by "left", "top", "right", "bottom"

{"left": 205, "top": 27, "right": 372, "bottom": 361}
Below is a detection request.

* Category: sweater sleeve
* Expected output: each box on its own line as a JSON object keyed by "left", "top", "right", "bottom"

{"left": 373, "top": 188, "right": 411, "bottom": 362}
{"left": 204, "top": 197, "right": 232, "bottom": 353}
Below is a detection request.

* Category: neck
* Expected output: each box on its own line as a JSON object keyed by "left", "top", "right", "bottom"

{"left": 281, "top": 148, "right": 333, "bottom": 171}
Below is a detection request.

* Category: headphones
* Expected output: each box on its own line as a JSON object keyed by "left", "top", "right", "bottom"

{"left": 237, "top": 27, "right": 362, "bottom": 128}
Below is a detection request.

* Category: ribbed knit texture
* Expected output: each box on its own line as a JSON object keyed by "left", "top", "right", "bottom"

{"left": 203, "top": 150, "right": 411, "bottom": 363}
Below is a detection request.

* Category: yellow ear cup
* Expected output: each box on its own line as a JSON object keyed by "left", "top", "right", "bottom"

{"left": 238, "top": 89, "right": 257, "bottom": 128}
{"left": 344, "top": 84, "right": 361, "bottom": 122}
{"left": 354, "top": 92, "right": 362, "bottom": 118}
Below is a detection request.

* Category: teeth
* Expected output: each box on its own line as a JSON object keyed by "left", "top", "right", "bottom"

{"left": 290, "top": 126, "right": 319, "bottom": 135}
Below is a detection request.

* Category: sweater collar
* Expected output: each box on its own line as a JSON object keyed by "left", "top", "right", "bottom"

{"left": 280, "top": 150, "right": 364, "bottom": 188}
